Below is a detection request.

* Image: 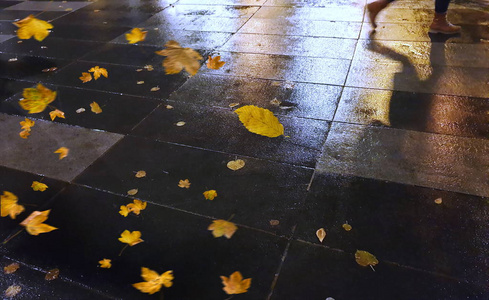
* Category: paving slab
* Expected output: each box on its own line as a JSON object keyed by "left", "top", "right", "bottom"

{"left": 4, "top": 1, "right": 91, "bottom": 12}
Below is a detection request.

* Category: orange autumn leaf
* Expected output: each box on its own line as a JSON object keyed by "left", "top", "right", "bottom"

{"left": 20, "top": 210, "right": 57, "bottom": 235}
{"left": 206, "top": 55, "right": 226, "bottom": 70}
{"left": 88, "top": 66, "right": 108, "bottom": 80}
{"left": 119, "top": 205, "right": 130, "bottom": 217}
{"left": 133, "top": 267, "right": 174, "bottom": 294}
{"left": 208, "top": 219, "right": 237, "bottom": 239}
{"left": 19, "top": 84, "right": 56, "bottom": 114}
{"left": 13, "top": 15, "right": 53, "bottom": 41}
{"left": 20, "top": 118, "right": 35, "bottom": 131}
{"left": 4, "top": 263, "right": 20, "bottom": 274}
{"left": 126, "top": 28, "right": 147, "bottom": 44}
{"left": 1, "top": 191, "right": 25, "bottom": 219}
{"left": 178, "top": 179, "right": 191, "bottom": 189}
{"left": 54, "top": 147, "right": 69, "bottom": 160}
{"left": 203, "top": 190, "right": 217, "bottom": 200}
{"left": 99, "top": 258, "right": 112, "bottom": 268}
{"left": 220, "top": 271, "right": 251, "bottom": 295}
{"left": 90, "top": 101, "right": 102, "bottom": 114}
{"left": 31, "top": 181, "right": 48, "bottom": 192}
{"left": 19, "top": 130, "right": 30, "bottom": 139}
{"left": 49, "top": 109, "right": 65, "bottom": 121}
{"left": 155, "top": 40, "right": 203, "bottom": 76}
{"left": 118, "top": 230, "right": 143, "bottom": 246}
{"left": 79, "top": 72, "right": 92, "bottom": 83}
{"left": 127, "top": 199, "right": 147, "bottom": 215}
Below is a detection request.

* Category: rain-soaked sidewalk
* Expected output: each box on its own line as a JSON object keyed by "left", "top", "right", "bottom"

{"left": 0, "top": 0, "right": 488, "bottom": 299}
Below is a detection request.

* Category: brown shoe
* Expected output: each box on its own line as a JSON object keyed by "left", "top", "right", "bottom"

{"left": 429, "top": 12, "right": 461, "bottom": 34}
{"left": 366, "top": 0, "right": 389, "bottom": 28}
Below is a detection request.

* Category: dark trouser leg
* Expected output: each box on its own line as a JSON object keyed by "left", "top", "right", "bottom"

{"left": 435, "top": 0, "right": 451, "bottom": 13}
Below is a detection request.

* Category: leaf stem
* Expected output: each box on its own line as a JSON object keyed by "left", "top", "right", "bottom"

{"left": 118, "top": 244, "right": 129, "bottom": 256}
{"left": 226, "top": 214, "right": 235, "bottom": 221}
{"left": 2, "top": 229, "right": 24, "bottom": 245}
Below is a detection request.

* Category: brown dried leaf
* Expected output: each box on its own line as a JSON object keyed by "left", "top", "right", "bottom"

{"left": 316, "top": 228, "right": 326, "bottom": 243}
{"left": 135, "top": 171, "right": 146, "bottom": 178}
{"left": 45, "top": 268, "right": 59, "bottom": 281}
{"left": 4, "top": 263, "right": 20, "bottom": 274}
{"left": 127, "top": 189, "right": 138, "bottom": 196}
{"left": 4, "top": 285, "right": 21, "bottom": 298}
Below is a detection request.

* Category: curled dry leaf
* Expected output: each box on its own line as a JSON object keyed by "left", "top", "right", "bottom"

{"left": 54, "top": 147, "right": 69, "bottom": 160}
{"left": 119, "top": 230, "right": 143, "bottom": 246}
{"left": 227, "top": 159, "right": 245, "bottom": 171}
{"left": 316, "top": 228, "right": 326, "bottom": 243}
{"left": 79, "top": 72, "right": 92, "bottom": 83}
{"left": 125, "top": 28, "right": 147, "bottom": 44}
{"left": 45, "top": 268, "right": 59, "bottom": 281}
{"left": 220, "top": 271, "right": 251, "bottom": 295}
{"left": 144, "top": 65, "right": 154, "bottom": 71}
{"left": 434, "top": 198, "right": 442, "bottom": 204}
{"left": 49, "top": 109, "right": 65, "bottom": 121}
{"left": 137, "top": 81, "right": 144, "bottom": 85}
{"left": 4, "top": 263, "right": 20, "bottom": 274}
{"left": 155, "top": 40, "right": 203, "bottom": 76}
{"left": 235, "top": 105, "right": 284, "bottom": 138}
{"left": 175, "top": 121, "right": 186, "bottom": 127}
{"left": 133, "top": 267, "right": 173, "bottom": 295}
{"left": 88, "top": 66, "right": 108, "bottom": 80}
{"left": 4, "top": 285, "right": 21, "bottom": 298}
{"left": 42, "top": 67, "right": 57, "bottom": 73}
{"left": 136, "top": 68, "right": 143, "bottom": 72}
{"left": 19, "top": 84, "right": 56, "bottom": 114}
{"left": 206, "top": 55, "right": 226, "bottom": 70}
{"left": 31, "top": 181, "right": 48, "bottom": 192}
{"left": 269, "top": 219, "right": 280, "bottom": 226}
{"left": 20, "top": 210, "right": 57, "bottom": 236}
{"left": 1, "top": 191, "right": 25, "bottom": 219}
{"left": 90, "top": 101, "right": 102, "bottom": 114}
{"left": 166, "top": 105, "right": 174, "bottom": 109}
{"left": 203, "top": 190, "right": 217, "bottom": 200}
{"left": 208, "top": 219, "right": 237, "bottom": 239}
{"left": 135, "top": 170, "right": 146, "bottom": 178}
{"left": 127, "top": 189, "right": 138, "bottom": 196}
{"left": 99, "top": 259, "right": 111, "bottom": 269}
{"left": 150, "top": 86, "right": 160, "bottom": 92}
{"left": 19, "top": 118, "right": 35, "bottom": 139}
{"left": 13, "top": 15, "right": 53, "bottom": 41}
{"left": 178, "top": 179, "right": 191, "bottom": 188}
{"left": 342, "top": 223, "right": 352, "bottom": 231}
{"left": 355, "top": 250, "right": 379, "bottom": 267}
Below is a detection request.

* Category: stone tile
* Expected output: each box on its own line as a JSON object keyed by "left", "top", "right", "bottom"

{"left": 5, "top": 1, "right": 91, "bottom": 11}
{"left": 253, "top": 6, "right": 364, "bottom": 22}
{"left": 0, "top": 113, "right": 122, "bottom": 182}
{"left": 2, "top": 85, "right": 160, "bottom": 134}
{"left": 131, "top": 103, "right": 330, "bottom": 167}
{"left": 0, "top": 53, "right": 72, "bottom": 82}
{"left": 80, "top": 43, "right": 168, "bottom": 67}
{"left": 202, "top": 52, "right": 351, "bottom": 86}
{"left": 317, "top": 122, "right": 489, "bottom": 198}
{"left": 0, "top": 34, "right": 14, "bottom": 43}
{"left": 295, "top": 173, "right": 489, "bottom": 287}
{"left": 0, "top": 257, "right": 111, "bottom": 299}
{"left": 51, "top": 10, "right": 153, "bottom": 27}
{"left": 176, "top": 0, "right": 266, "bottom": 5}
{"left": 3, "top": 184, "right": 287, "bottom": 299}
{"left": 139, "top": 15, "right": 250, "bottom": 33}
{"left": 368, "top": 7, "right": 489, "bottom": 25}
{"left": 220, "top": 34, "right": 357, "bottom": 59}
{"left": 78, "top": 0, "right": 175, "bottom": 13}
{"left": 0, "top": 166, "right": 66, "bottom": 241}
{"left": 149, "top": 4, "right": 259, "bottom": 18}
{"left": 238, "top": 18, "right": 362, "bottom": 39}
{"left": 335, "top": 87, "right": 489, "bottom": 139}
{"left": 264, "top": 0, "right": 366, "bottom": 6}
{"left": 0, "top": 1, "right": 23, "bottom": 9}
{"left": 271, "top": 241, "right": 486, "bottom": 300}
{"left": 49, "top": 23, "right": 131, "bottom": 42}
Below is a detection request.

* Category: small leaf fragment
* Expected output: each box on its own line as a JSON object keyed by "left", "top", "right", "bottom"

{"left": 99, "top": 259, "right": 111, "bottom": 269}
{"left": 125, "top": 28, "right": 147, "bottom": 44}
{"left": 227, "top": 159, "right": 245, "bottom": 171}
{"left": 49, "top": 109, "right": 65, "bottom": 121}
{"left": 178, "top": 179, "right": 190, "bottom": 189}
{"left": 208, "top": 219, "right": 237, "bottom": 239}
{"left": 127, "top": 189, "right": 138, "bottom": 196}
{"left": 135, "top": 170, "right": 146, "bottom": 178}
{"left": 31, "top": 181, "right": 48, "bottom": 192}
{"left": 434, "top": 198, "right": 442, "bottom": 204}
{"left": 229, "top": 103, "right": 240, "bottom": 108}
{"left": 150, "top": 86, "right": 160, "bottom": 92}
{"left": 4, "top": 285, "right": 21, "bottom": 298}
{"left": 342, "top": 223, "right": 352, "bottom": 231}
{"left": 79, "top": 72, "right": 92, "bottom": 83}
{"left": 144, "top": 65, "right": 154, "bottom": 71}
{"left": 270, "top": 98, "right": 281, "bottom": 106}
{"left": 203, "top": 190, "right": 217, "bottom": 200}
{"left": 90, "top": 101, "right": 102, "bottom": 114}
{"left": 4, "top": 263, "right": 20, "bottom": 274}
{"left": 88, "top": 66, "right": 108, "bottom": 80}
{"left": 316, "top": 228, "right": 326, "bottom": 243}
{"left": 54, "top": 147, "right": 69, "bottom": 160}
{"left": 355, "top": 250, "right": 379, "bottom": 267}
{"left": 137, "top": 81, "right": 144, "bottom": 85}
{"left": 175, "top": 121, "right": 186, "bottom": 126}
{"left": 45, "top": 268, "right": 59, "bottom": 281}
{"left": 76, "top": 108, "right": 85, "bottom": 113}
{"left": 220, "top": 271, "right": 251, "bottom": 295}
{"left": 166, "top": 105, "right": 174, "bottom": 109}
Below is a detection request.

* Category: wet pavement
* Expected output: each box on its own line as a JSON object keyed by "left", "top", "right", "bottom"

{"left": 0, "top": 0, "right": 488, "bottom": 299}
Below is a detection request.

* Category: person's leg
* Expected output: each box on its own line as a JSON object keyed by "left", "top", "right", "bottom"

{"left": 429, "top": 0, "right": 461, "bottom": 34}
{"left": 366, "top": 0, "right": 395, "bottom": 28}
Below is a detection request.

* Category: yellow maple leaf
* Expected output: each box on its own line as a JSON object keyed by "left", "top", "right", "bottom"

{"left": 79, "top": 72, "right": 92, "bottom": 83}
{"left": 118, "top": 230, "right": 143, "bottom": 246}
{"left": 13, "top": 15, "right": 53, "bottom": 41}
{"left": 178, "top": 179, "right": 191, "bottom": 189}
{"left": 133, "top": 267, "right": 174, "bottom": 294}
{"left": 234, "top": 105, "right": 284, "bottom": 138}
{"left": 203, "top": 190, "right": 217, "bottom": 200}
{"left": 90, "top": 101, "right": 102, "bottom": 114}
{"left": 20, "top": 210, "right": 57, "bottom": 235}
{"left": 20, "top": 118, "right": 35, "bottom": 131}
{"left": 54, "top": 147, "right": 69, "bottom": 160}
{"left": 220, "top": 271, "right": 252, "bottom": 295}
{"left": 126, "top": 28, "right": 147, "bottom": 44}
{"left": 127, "top": 199, "right": 147, "bottom": 215}
{"left": 155, "top": 40, "right": 203, "bottom": 76}
{"left": 49, "top": 109, "right": 65, "bottom": 121}
{"left": 99, "top": 259, "right": 111, "bottom": 269}
{"left": 1, "top": 191, "right": 25, "bottom": 219}
{"left": 19, "top": 84, "right": 57, "bottom": 114}
{"left": 119, "top": 205, "right": 130, "bottom": 217}
{"left": 88, "top": 66, "right": 108, "bottom": 80}
{"left": 19, "top": 130, "right": 30, "bottom": 139}
{"left": 208, "top": 219, "right": 237, "bottom": 239}
{"left": 31, "top": 181, "right": 48, "bottom": 192}
{"left": 206, "top": 55, "right": 226, "bottom": 70}
{"left": 355, "top": 250, "right": 379, "bottom": 267}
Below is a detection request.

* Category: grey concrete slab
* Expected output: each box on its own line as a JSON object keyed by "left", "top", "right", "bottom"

{"left": 0, "top": 34, "right": 14, "bottom": 43}
{"left": 176, "top": 0, "right": 266, "bottom": 5}
{"left": 5, "top": 1, "right": 91, "bottom": 11}
{"left": 239, "top": 18, "right": 362, "bottom": 38}
{"left": 220, "top": 33, "right": 357, "bottom": 59}
{"left": 253, "top": 6, "right": 364, "bottom": 22}
{"left": 0, "top": 113, "right": 122, "bottom": 182}
{"left": 317, "top": 122, "right": 489, "bottom": 197}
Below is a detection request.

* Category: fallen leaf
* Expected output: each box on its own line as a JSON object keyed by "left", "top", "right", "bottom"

{"left": 1, "top": 191, "right": 25, "bottom": 219}
{"left": 342, "top": 223, "right": 352, "bottom": 231}
{"left": 125, "top": 28, "right": 147, "bottom": 44}
{"left": 119, "top": 230, "right": 143, "bottom": 246}
{"left": 42, "top": 67, "right": 57, "bottom": 73}
{"left": 316, "top": 228, "right": 326, "bottom": 243}
{"left": 434, "top": 198, "right": 442, "bottom": 204}
{"left": 127, "top": 189, "right": 138, "bottom": 195}
{"left": 229, "top": 103, "right": 240, "bottom": 108}
{"left": 19, "top": 84, "right": 57, "bottom": 114}
{"left": 355, "top": 250, "right": 379, "bottom": 267}
{"left": 20, "top": 118, "right": 35, "bottom": 131}
{"left": 227, "top": 159, "right": 245, "bottom": 171}
{"left": 175, "top": 121, "right": 186, "bottom": 127}
{"left": 150, "top": 86, "right": 160, "bottom": 92}
{"left": 127, "top": 199, "right": 147, "bottom": 215}
{"left": 136, "top": 68, "right": 143, "bottom": 72}
{"left": 144, "top": 65, "right": 154, "bottom": 71}
{"left": 31, "top": 181, "right": 48, "bottom": 192}
{"left": 208, "top": 219, "right": 237, "bottom": 239}
{"left": 203, "top": 190, "right": 217, "bottom": 200}
{"left": 166, "top": 105, "right": 174, "bottom": 109}
{"left": 206, "top": 55, "right": 226, "bottom": 70}
{"left": 155, "top": 40, "right": 203, "bottom": 76}
{"left": 133, "top": 267, "right": 173, "bottom": 294}
{"left": 49, "top": 109, "right": 65, "bottom": 121}
{"left": 270, "top": 98, "right": 281, "bottom": 106}
{"left": 178, "top": 179, "right": 191, "bottom": 188}
{"left": 79, "top": 72, "right": 92, "bottom": 83}
{"left": 8, "top": 58, "right": 18, "bottom": 62}
{"left": 234, "top": 105, "right": 284, "bottom": 137}
{"left": 99, "top": 259, "right": 111, "bottom": 269}
{"left": 4, "top": 285, "right": 21, "bottom": 298}
{"left": 54, "top": 147, "right": 69, "bottom": 160}
{"left": 76, "top": 108, "right": 85, "bottom": 113}
{"left": 19, "top": 130, "right": 30, "bottom": 139}
{"left": 119, "top": 205, "right": 130, "bottom": 217}
{"left": 13, "top": 15, "right": 53, "bottom": 41}
{"left": 45, "top": 268, "right": 59, "bottom": 281}
{"left": 88, "top": 66, "right": 108, "bottom": 80}
{"left": 137, "top": 81, "right": 144, "bottom": 85}
{"left": 90, "top": 101, "right": 102, "bottom": 114}
{"left": 220, "top": 271, "right": 251, "bottom": 295}
{"left": 135, "top": 170, "right": 146, "bottom": 178}
{"left": 20, "top": 210, "right": 58, "bottom": 235}
{"left": 4, "top": 263, "right": 20, "bottom": 274}
{"left": 269, "top": 219, "right": 280, "bottom": 226}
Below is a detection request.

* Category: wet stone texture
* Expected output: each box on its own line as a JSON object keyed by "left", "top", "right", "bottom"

{"left": 0, "top": 0, "right": 488, "bottom": 298}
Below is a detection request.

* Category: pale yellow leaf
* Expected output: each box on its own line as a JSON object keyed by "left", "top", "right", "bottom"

{"left": 229, "top": 103, "right": 240, "bottom": 108}
{"left": 316, "top": 228, "right": 326, "bottom": 243}
{"left": 135, "top": 170, "right": 146, "bottom": 178}
{"left": 13, "top": 15, "right": 53, "bottom": 41}
{"left": 150, "top": 86, "right": 160, "bottom": 92}
{"left": 269, "top": 219, "right": 280, "bottom": 226}
{"left": 175, "top": 121, "right": 185, "bottom": 126}
{"left": 31, "top": 181, "right": 48, "bottom": 192}
{"left": 127, "top": 189, "right": 138, "bottom": 195}
{"left": 90, "top": 101, "right": 102, "bottom": 114}
{"left": 355, "top": 250, "right": 379, "bottom": 267}
{"left": 227, "top": 159, "right": 245, "bottom": 171}
{"left": 234, "top": 105, "right": 284, "bottom": 137}
{"left": 434, "top": 198, "right": 442, "bottom": 204}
